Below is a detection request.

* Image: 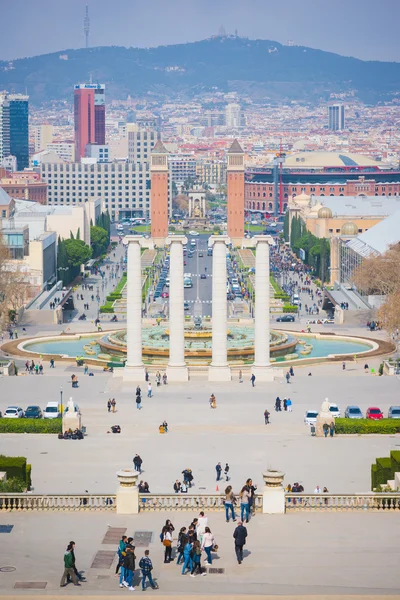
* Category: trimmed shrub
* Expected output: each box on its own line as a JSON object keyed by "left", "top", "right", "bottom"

{"left": 391, "top": 450, "right": 400, "bottom": 474}
{"left": 335, "top": 419, "right": 400, "bottom": 435}
{"left": 283, "top": 305, "right": 298, "bottom": 313}
{"left": 0, "top": 455, "right": 26, "bottom": 480}
{"left": 106, "top": 293, "right": 122, "bottom": 301}
{"left": 0, "top": 477, "right": 26, "bottom": 493}
{"left": 26, "top": 463, "right": 32, "bottom": 489}
{"left": 0, "top": 419, "right": 62, "bottom": 434}
{"left": 100, "top": 305, "right": 114, "bottom": 314}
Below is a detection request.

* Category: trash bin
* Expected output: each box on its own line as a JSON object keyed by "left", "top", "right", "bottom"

{"left": 310, "top": 424, "right": 316, "bottom": 436}
{"left": 81, "top": 425, "right": 87, "bottom": 435}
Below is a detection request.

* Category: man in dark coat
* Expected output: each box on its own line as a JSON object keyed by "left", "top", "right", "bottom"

{"left": 233, "top": 521, "right": 248, "bottom": 564}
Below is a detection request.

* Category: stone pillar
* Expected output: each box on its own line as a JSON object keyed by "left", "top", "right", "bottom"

{"left": 123, "top": 236, "right": 145, "bottom": 381}
{"left": 116, "top": 469, "right": 140, "bottom": 515}
{"left": 209, "top": 236, "right": 231, "bottom": 381}
{"left": 252, "top": 236, "right": 274, "bottom": 381}
{"left": 166, "top": 236, "right": 188, "bottom": 381}
{"left": 262, "top": 469, "right": 286, "bottom": 514}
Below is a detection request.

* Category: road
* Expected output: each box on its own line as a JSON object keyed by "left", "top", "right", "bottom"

{"left": 183, "top": 234, "right": 213, "bottom": 317}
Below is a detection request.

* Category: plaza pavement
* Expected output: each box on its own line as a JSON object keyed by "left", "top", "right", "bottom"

{"left": 0, "top": 510, "right": 399, "bottom": 597}
{"left": 0, "top": 361, "right": 399, "bottom": 495}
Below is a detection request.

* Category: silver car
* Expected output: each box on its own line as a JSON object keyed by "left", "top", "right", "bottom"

{"left": 388, "top": 406, "right": 400, "bottom": 419}
{"left": 344, "top": 405, "right": 364, "bottom": 419}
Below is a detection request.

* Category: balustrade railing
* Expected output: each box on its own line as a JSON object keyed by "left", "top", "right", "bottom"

{"left": 0, "top": 494, "right": 116, "bottom": 511}
{"left": 285, "top": 493, "right": 400, "bottom": 511}
{"left": 139, "top": 494, "right": 263, "bottom": 512}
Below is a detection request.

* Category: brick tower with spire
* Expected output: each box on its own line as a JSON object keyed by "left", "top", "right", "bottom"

{"left": 227, "top": 139, "right": 245, "bottom": 244}
{"left": 150, "top": 140, "right": 169, "bottom": 245}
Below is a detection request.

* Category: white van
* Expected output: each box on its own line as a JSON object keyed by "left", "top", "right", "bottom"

{"left": 165, "top": 277, "right": 170, "bottom": 287}
{"left": 43, "top": 402, "right": 61, "bottom": 419}
{"left": 293, "top": 294, "right": 300, "bottom": 305}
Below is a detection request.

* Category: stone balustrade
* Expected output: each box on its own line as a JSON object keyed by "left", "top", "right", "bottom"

{"left": 285, "top": 493, "right": 400, "bottom": 511}
{"left": 138, "top": 494, "right": 263, "bottom": 512}
{"left": 0, "top": 494, "right": 116, "bottom": 511}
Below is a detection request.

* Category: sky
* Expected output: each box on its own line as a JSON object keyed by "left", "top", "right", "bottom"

{"left": 1, "top": 0, "right": 399, "bottom": 63}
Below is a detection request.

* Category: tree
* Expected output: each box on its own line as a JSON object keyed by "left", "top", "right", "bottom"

{"left": 64, "top": 238, "right": 92, "bottom": 268}
{"left": 57, "top": 237, "right": 70, "bottom": 286}
{"left": 90, "top": 225, "right": 108, "bottom": 257}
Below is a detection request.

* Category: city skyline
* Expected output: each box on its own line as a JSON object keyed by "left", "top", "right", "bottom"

{"left": 1, "top": 0, "right": 400, "bottom": 63}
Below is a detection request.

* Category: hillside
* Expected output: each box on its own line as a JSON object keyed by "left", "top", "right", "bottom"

{"left": 1, "top": 37, "right": 399, "bottom": 104}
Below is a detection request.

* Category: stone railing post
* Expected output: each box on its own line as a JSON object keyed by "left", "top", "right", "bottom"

{"left": 262, "top": 469, "right": 285, "bottom": 514}
{"left": 116, "top": 469, "right": 140, "bottom": 515}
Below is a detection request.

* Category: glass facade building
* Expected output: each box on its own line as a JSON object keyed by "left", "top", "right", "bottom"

{"left": 9, "top": 95, "right": 29, "bottom": 170}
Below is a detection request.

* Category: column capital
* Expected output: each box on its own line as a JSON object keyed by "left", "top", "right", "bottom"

{"left": 123, "top": 235, "right": 154, "bottom": 250}
{"left": 165, "top": 235, "right": 188, "bottom": 246}
{"left": 242, "top": 235, "right": 275, "bottom": 249}
{"left": 208, "top": 235, "right": 231, "bottom": 247}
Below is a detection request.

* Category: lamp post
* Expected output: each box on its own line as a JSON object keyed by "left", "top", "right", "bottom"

{"left": 60, "top": 386, "right": 63, "bottom": 415}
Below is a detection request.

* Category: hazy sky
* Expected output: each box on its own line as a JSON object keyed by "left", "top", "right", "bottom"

{"left": 1, "top": 0, "right": 399, "bottom": 62}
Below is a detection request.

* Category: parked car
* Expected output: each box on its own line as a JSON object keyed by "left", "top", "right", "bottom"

{"left": 189, "top": 231, "right": 199, "bottom": 236}
{"left": 4, "top": 406, "right": 24, "bottom": 418}
{"left": 184, "top": 301, "right": 190, "bottom": 311}
{"left": 43, "top": 402, "right": 61, "bottom": 419}
{"left": 388, "top": 406, "right": 400, "bottom": 419}
{"left": 328, "top": 403, "right": 341, "bottom": 418}
{"left": 200, "top": 273, "right": 207, "bottom": 279}
{"left": 304, "top": 410, "right": 319, "bottom": 426}
{"left": 345, "top": 405, "right": 364, "bottom": 419}
{"left": 161, "top": 292, "right": 169, "bottom": 298}
{"left": 24, "top": 405, "right": 43, "bottom": 419}
{"left": 276, "top": 315, "right": 295, "bottom": 322}
{"left": 366, "top": 407, "right": 384, "bottom": 420}
{"left": 198, "top": 252, "right": 204, "bottom": 257}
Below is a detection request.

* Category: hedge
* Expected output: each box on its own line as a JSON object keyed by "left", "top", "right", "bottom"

{"left": 106, "top": 293, "right": 122, "bottom": 301}
{"left": 283, "top": 305, "right": 298, "bottom": 313}
{"left": 26, "top": 463, "right": 32, "bottom": 488}
{"left": 0, "top": 419, "right": 62, "bottom": 434}
{"left": 371, "top": 451, "right": 400, "bottom": 490}
{"left": 100, "top": 304, "right": 114, "bottom": 313}
{"left": 0, "top": 455, "right": 26, "bottom": 480}
{"left": 335, "top": 419, "right": 400, "bottom": 435}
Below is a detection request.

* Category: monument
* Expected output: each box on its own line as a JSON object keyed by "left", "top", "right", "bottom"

{"left": 316, "top": 397, "right": 335, "bottom": 437}
{"left": 62, "top": 397, "right": 82, "bottom": 433}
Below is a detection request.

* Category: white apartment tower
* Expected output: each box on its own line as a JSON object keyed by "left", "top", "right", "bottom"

{"left": 225, "top": 103, "right": 241, "bottom": 128}
{"left": 0, "top": 93, "right": 10, "bottom": 162}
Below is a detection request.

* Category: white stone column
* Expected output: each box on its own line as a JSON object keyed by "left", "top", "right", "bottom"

{"left": 252, "top": 235, "right": 274, "bottom": 382}
{"left": 166, "top": 236, "right": 188, "bottom": 381}
{"left": 123, "top": 236, "right": 145, "bottom": 381}
{"left": 209, "top": 236, "right": 231, "bottom": 381}
{"left": 262, "top": 469, "right": 286, "bottom": 514}
{"left": 116, "top": 469, "right": 139, "bottom": 515}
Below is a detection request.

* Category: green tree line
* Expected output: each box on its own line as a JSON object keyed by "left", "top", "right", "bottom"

{"left": 284, "top": 213, "right": 330, "bottom": 283}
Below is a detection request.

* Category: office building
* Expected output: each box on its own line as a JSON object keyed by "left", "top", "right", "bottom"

{"left": 328, "top": 104, "right": 345, "bottom": 131}
{"left": 33, "top": 124, "right": 54, "bottom": 152}
{"left": 8, "top": 94, "right": 29, "bottom": 170}
{"left": 74, "top": 83, "right": 105, "bottom": 159}
{"left": 45, "top": 141, "right": 75, "bottom": 163}
{"left": 85, "top": 144, "right": 109, "bottom": 163}
{"left": 0, "top": 93, "right": 10, "bottom": 162}
{"left": 168, "top": 154, "right": 197, "bottom": 184}
{"left": 196, "top": 160, "right": 227, "bottom": 186}
{"left": 41, "top": 161, "right": 151, "bottom": 221}
{"left": 128, "top": 126, "right": 157, "bottom": 163}
{"left": 225, "top": 103, "right": 241, "bottom": 128}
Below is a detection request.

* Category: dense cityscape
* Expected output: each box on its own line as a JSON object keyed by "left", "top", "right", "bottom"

{"left": 0, "top": 2, "right": 400, "bottom": 597}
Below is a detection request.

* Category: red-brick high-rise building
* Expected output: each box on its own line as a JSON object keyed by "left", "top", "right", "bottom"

{"left": 74, "top": 84, "right": 105, "bottom": 159}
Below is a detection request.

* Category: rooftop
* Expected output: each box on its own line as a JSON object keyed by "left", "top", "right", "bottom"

{"left": 346, "top": 211, "right": 400, "bottom": 257}
{"left": 309, "top": 195, "right": 400, "bottom": 218}
{"left": 284, "top": 152, "right": 389, "bottom": 169}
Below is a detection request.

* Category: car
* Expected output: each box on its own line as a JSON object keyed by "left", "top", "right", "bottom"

{"left": 388, "top": 406, "right": 400, "bottom": 419}
{"left": 153, "top": 290, "right": 161, "bottom": 299}
{"left": 4, "top": 406, "right": 24, "bottom": 418}
{"left": 24, "top": 405, "right": 43, "bottom": 419}
{"left": 304, "top": 410, "right": 319, "bottom": 426}
{"left": 184, "top": 301, "right": 190, "bottom": 310}
{"left": 161, "top": 292, "right": 169, "bottom": 298}
{"left": 276, "top": 315, "right": 295, "bottom": 322}
{"left": 200, "top": 273, "right": 207, "bottom": 279}
{"left": 43, "top": 402, "right": 61, "bottom": 419}
{"left": 366, "top": 407, "right": 384, "bottom": 420}
{"left": 345, "top": 405, "right": 364, "bottom": 419}
{"left": 198, "top": 252, "right": 203, "bottom": 257}
{"left": 189, "top": 231, "right": 199, "bottom": 236}
{"left": 328, "top": 403, "right": 341, "bottom": 418}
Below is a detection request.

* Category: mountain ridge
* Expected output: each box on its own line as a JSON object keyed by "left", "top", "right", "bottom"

{"left": 0, "top": 37, "right": 399, "bottom": 104}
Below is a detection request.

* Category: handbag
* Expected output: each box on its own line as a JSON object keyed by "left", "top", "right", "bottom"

{"left": 163, "top": 539, "right": 172, "bottom": 547}
{"left": 212, "top": 544, "right": 218, "bottom": 552}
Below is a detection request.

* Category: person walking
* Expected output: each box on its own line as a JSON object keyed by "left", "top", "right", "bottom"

{"left": 224, "top": 485, "right": 236, "bottom": 522}
{"left": 162, "top": 526, "right": 173, "bottom": 563}
{"left": 120, "top": 545, "right": 135, "bottom": 591}
{"left": 50, "top": 358, "right": 55, "bottom": 368}
{"left": 240, "top": 485, "right": 250, "bottom": 523}
{"left": 329, "top": 422, "right": 335, "bottom": 437}
{"left": 233, "top": 521, "right": 248, "bottom": 565}
{"left": 67, "top": 541, "right": 85, "bottom": 583}
{"left": 285, "top": 371, "right": 290, "bottom": 383}
{"left": 287, "top": 398, "right": 292, "bottom": 412}
{"left": 139, "top": 550, "right": 158, "bottom": 590}
{"left": 216, "top": 462, "right": 222, "bottom": 481}
{"left": 136, "top": 394, "right": 142, "bottom": 410}
{"left": 181, "top": 540, "right": 193, "bottom": 575}
{"left": 246, "top": 479, "right": 257, "bottom": 516}
{"left": 283, "top": 398, "right": 288, "bottom": 411}
{"left": 264, "top": 409, "right": 270, "bottom": 424}
{"left": 136, "top": 385, "right": 141, "bottom": 397}
{"left": 60, "top": 544, "right": 80, "bottom": 587}
{"left": 239, "top": 369, "right": 243, "bottom": 383}
{"left": 224, "top": 463, "right": 230, "bottom": 481}
{"left": 196, "top": 511, "right": 208, "bottom": 546}
{"left": 115, "top": 535, "right": 127, "bottom": 575}
{"left": 190, "top": 540, "right": 206, "bottom": 577}
{"left": 147, "top": 383, "right": 153, "bottom": 398}
{"left": 176, "top": 527, "right": 188, "bottom": 565}
{"left": 107, "top": 399, "right": 112, "bottom": 412}
{"left": 111, "top": 398, "right": 116, "bottom": 413}
{"left": 201, "top": 527, "right": 215, "bottom": 566}
{"left": 250, "top": 373, "right": 256, "bottom": 387}
{"left": 275, "top": 397, "right": 281, "bottom": 412}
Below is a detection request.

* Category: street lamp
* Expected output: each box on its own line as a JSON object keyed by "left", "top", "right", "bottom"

{"left": 60, "top": 386, "right": 63, "bottom": 415}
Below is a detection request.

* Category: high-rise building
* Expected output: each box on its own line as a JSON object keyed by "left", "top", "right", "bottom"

{"left": 0, "top": 93, "right": 10, "bottom": 163}
{"left": 33, "top": 124, "right": 54, "bottom": 152}
{"left": 74, "top": 84, "right": 105, "bottom": 159}
{"left": 9, "top": 94, "right": 29, "bottom": 170}
{"left": 225, "top": 103, "right": 241, "bottom": 128}
{"left": 128, "top": 125, "right": 157, "bottom": 163}
{"left": 328, "top": 104, "right": 345, "bottom": 131}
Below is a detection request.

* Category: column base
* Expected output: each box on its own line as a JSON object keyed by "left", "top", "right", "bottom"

{"left": 251, "top": 364, "right": 275, "bottom": 382}
{"left": 152, "top": 237, "right": 166, "bottom": 248}
{"left": 122, "top": 365, "right": 145, "bottom": 382}
{"left": 208, "top": 364, "right": 232, "bottom": 382}
{"left": 166, "top": 364, "right": 189, "bottom": 382}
